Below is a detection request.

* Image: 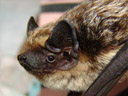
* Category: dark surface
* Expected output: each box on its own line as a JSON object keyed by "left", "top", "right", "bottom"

{"left": 118, "top": 88, "right": 128, "bottom": 96}
{"left": 41, "top": 3, "right": 79, "bottom": 12}
{"left": 67, "top": 91, "right": 83, "bottom": 96}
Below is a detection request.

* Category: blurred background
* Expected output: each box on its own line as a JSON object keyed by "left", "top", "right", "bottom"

{"left": 0, "top": 0, "right": 41, "bottom": 96}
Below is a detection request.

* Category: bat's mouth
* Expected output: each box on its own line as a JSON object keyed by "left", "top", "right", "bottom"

{"left": 21, "top": 63, "right": 32, "bottom": 71}
{"left": 21, "top": 63, "right": 45, "bottom": 74}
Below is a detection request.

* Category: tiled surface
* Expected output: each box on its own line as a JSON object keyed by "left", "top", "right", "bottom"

{"left": 0, "top": 0, "right": 41, "bottom": 95}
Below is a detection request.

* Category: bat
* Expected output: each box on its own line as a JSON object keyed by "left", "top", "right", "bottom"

{"left": 17, "top": 0, "right": 128, "bottom": 94}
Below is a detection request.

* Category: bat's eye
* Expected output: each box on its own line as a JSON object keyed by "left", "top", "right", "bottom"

{"left": 46, "top": 54, "right": 55, "bottom": 63}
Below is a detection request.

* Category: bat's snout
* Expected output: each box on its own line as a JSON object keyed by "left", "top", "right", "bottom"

{"left": 17, "top": 53, "right": 34, "bottom": 72}
{"left": 17, "top": 51, "right": 44, "bottom": 72}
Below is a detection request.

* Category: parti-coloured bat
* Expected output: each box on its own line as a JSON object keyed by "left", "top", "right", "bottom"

{"left": 17, "top": 0, "right": 128, "bottom": 93}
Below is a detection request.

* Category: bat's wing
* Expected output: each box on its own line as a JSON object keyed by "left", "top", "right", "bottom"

{"left": 84, "top": 41, "right": 128, "bottom": 96}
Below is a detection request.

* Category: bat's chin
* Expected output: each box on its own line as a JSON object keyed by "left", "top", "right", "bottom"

{"left": 18, "top": 61, "right": 57, "bottom": 75}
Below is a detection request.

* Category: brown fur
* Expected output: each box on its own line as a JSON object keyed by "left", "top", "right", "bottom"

{"left": 18, "top": 0, "right": 128, "bottom": 91}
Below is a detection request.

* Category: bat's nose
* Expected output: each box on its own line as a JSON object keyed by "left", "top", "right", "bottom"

{"left": 17, "top": 54, "right": 27, "bottom": 63}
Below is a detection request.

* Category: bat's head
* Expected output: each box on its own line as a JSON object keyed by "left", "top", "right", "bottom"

{"left": 17, "top": 0, "right": 128, "bottom": 92}
{"left": 17, "top": 17, "right": 79, "bottom": 74}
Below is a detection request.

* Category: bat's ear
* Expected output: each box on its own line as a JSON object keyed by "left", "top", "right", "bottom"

{"left": 27, "top": 16, "right": 38, "bottom": 37}
{"left": 45, "top": 20, "right": 79, "bottom": 58}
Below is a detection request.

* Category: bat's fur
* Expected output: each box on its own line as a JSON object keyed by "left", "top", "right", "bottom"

{"left": 18, "top": 0, "right": 128, "bottom": 92}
